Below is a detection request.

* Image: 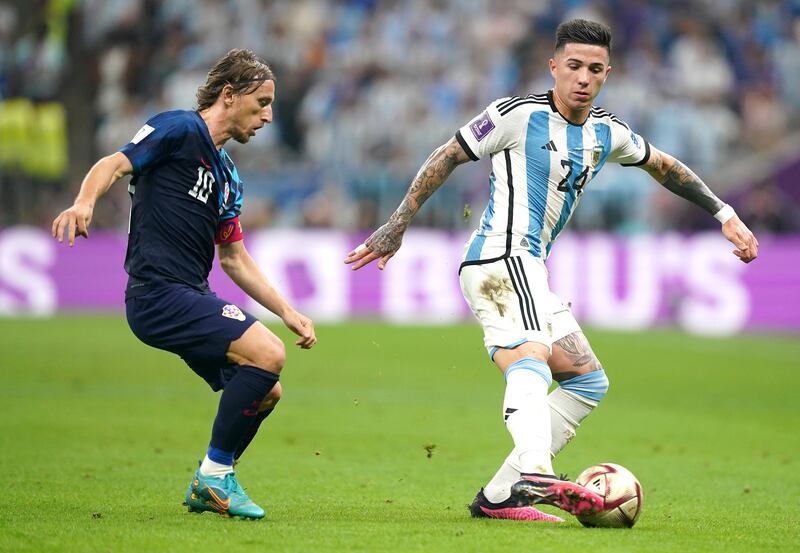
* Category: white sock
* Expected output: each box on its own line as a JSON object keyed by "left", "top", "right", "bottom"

{"left": 483, "top": 448, "right": 522, "bottom": 503}
{"left": 503, "top": 362, "right": 553, "bottom": 476}
{"left": 483, "top": 389, "right": 598, "bottom": 503}
{"left": 548, "top": 387, "right": 597, "bottom": 457}
{"left": 199, "top": 455, "right": 233, "bottom": 478}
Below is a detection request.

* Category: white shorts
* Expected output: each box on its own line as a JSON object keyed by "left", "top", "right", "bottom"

{"left": 459, "top": 255, "right": 581, "bottom": 357}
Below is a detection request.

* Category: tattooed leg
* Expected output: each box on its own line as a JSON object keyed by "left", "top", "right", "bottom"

{"left": 550, "top": 331, "right": 603, "bottom": 381}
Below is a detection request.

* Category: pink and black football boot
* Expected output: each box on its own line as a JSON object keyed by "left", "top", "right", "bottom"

{"left": 469, "top": 488, "right": 564, "bottom": 522}
{"left": 510, "top": 473, "right": 604, "bottom": 517}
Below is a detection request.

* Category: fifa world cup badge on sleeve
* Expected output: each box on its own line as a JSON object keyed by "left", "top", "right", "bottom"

{"left": 131, "top": 124, "right": 155, "bottom": 144}
{"left": 222, "top": 304, "right": 247, "bottom": 321}
{"left": 470, "top": 111, "right": 495, "bottom": 141}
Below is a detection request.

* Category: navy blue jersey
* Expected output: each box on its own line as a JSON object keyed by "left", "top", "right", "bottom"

{"left": 120, "top": 110, "right": 244, "bottom": 298}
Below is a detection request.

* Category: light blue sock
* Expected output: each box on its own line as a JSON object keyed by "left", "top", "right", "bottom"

{"left": 559, "top": 370, "right": 609, "bottom": 402}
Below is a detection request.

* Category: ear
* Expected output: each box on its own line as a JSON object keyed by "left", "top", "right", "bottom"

{"left": 221, "top": 83, "right": 236, "bottom": 106}
{"left": 603, "top": 65, "right": 612, "bottom": 83}
{"left": 549, "top": 58, "right": 557, "bottom": 78}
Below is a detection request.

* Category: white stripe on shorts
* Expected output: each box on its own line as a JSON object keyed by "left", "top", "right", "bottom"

{"left": 504, "top": 257, "right": 540, "bottom": 331}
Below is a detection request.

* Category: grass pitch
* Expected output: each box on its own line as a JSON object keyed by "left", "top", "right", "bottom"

{"left": 1, "top": 317, "right": 798, "bottom": 552}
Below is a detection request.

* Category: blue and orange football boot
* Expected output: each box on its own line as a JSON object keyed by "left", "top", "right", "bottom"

{"left": 185, "top": 468, "right": 265, "bottom": 519}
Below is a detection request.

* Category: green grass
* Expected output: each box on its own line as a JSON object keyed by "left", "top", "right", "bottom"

{"left": 1, "top": 317, "right": 799, "bottom": 552}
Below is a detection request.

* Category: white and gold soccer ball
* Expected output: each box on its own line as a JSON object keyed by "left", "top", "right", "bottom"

{"left": 575, "top": 463, "right": 643, "bottom": 528}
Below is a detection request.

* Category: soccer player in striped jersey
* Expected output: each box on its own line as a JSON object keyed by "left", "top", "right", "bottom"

{"left": 346, "top": 19, "right": 758, "bottom": 522}
{"left": 53, "top": 50, "right": 317, "bottom": 520}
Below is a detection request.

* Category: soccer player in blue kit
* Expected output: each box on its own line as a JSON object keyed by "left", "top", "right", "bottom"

{"left": 346, "top": 20, "right": 758, "bottom": 522}
{"left": 52, "top": 49, "right": 315, "bottom": 520}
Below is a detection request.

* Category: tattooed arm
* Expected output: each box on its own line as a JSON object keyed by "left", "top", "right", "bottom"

{"left": 344, "top": 137, "right": 472, "bottom": 270}
{"left": 639, "top": 146, "right": 725, "bottom": 214}
{"left": 640, "top": 146, "right": 759, "bottom": 263}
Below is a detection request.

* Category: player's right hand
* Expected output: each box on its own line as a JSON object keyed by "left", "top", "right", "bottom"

{"left": 344, "top": 222, "right": 404, "bottom": 270}
{"left": 52, "top": 202, "right": 93, "bottom": 246}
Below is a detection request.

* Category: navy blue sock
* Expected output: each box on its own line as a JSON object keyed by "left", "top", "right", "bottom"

{"left": 234, "top": 408, "right": 275, "bottom": 461}
{"left": 208, "top": 365, "right": 279, "bottom": 464}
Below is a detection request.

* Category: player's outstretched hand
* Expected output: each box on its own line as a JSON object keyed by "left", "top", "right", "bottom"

{"left": 282, "top": 309, "right": 317, "bottom": 349}
{"left": 721, "top": 215, "right": 758, "bottom": 263}
{"left": 52, "top": 202, "right": 93, "bottom": 246}
{"left": 344, "top": 221, "right": 405, "bottom": 271}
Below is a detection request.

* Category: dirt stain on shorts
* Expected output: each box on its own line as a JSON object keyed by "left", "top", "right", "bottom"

{"left": 480, "top": 277, "right": 514, "bottom": 316}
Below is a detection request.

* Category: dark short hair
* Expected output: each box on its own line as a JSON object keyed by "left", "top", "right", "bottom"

{"left": 196, "top": 49, "right": 274, "bottom": 111}
{"left": 555, "top": 19, "right": 612, "bottom": 56}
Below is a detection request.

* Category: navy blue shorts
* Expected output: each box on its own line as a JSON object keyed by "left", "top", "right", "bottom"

{"left": 125, "top": 283, "right": 259, "bottom": 391}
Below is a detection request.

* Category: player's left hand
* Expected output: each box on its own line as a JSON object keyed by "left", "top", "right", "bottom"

{"left": 721, "top": 215, "right": 758, "bottom": 263}
{"left": 282, "top": 309, "right": 317, "bottom": 349}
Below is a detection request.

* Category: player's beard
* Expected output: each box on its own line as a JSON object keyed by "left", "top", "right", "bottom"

{"left": 232, "top": 129, "right": 252, "bottom": 144}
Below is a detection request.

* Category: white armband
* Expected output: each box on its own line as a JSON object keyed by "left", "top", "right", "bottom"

{"left": 713, "top": 204, "right": 736, "bottom": 224}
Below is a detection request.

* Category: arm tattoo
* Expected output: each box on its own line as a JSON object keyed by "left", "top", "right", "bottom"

{"left": 366, "top": 140, "right": 467, "bottom": 255}
{"left": 395, "top": 140, "right": 465, "bottom": 225}
{"left": 658, "top": 158, "right": 724, "bottom": 215}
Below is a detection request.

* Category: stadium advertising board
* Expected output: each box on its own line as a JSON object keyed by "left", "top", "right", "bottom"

{"left": 0, "top": 227, "right": 797, "bottom": 335}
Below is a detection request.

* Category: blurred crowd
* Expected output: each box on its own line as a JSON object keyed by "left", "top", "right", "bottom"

{"left": 1, "top": 0, "right": 799, "bottom": 233}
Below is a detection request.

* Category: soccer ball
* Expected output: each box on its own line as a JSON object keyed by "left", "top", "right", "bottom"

{"left": 575, "top": 463, "right": 643, "bottom": 528}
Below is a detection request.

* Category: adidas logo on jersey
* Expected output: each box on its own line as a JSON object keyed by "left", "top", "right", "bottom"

{"left": 520, "top": 237, "right": 530, "bottom": 248}
{"left": 541, "top": 140, "right": 557, "bottom": 151}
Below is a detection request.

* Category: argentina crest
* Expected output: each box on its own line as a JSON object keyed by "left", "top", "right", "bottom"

{"left": 592, "top": 144, "right": 603, "bottom": 168}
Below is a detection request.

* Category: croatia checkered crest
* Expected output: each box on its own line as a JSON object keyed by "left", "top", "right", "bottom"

{"left": 221, "top": 304, "right": 246, "bottom": 321}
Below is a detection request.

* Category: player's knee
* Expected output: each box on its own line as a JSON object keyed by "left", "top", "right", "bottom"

{"left": 559, "top": 368, "right": 609, "bottom": 403}
{"left": 260, "top": 382, "right": 282, "bottom": 410}
{"left": 241, "top": 337, "right": 285, "bottom": 374}
{"left": 256, "top": 340, "right": 285, "bottom": 374}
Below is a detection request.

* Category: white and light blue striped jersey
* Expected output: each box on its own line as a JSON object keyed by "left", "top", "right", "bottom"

{"left": 455, "top": 90, "right": 649, "bottom": 269}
